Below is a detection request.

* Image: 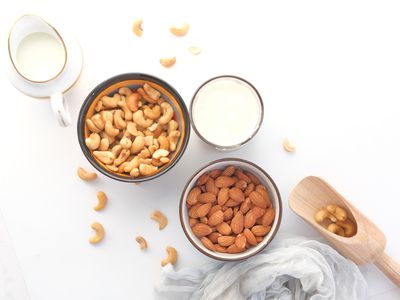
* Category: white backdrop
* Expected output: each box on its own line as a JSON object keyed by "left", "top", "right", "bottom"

{"left": 0, "top": 0, "right": 399, "bottom": 299}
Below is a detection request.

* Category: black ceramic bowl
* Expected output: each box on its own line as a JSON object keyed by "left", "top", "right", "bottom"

{"left": 77, "top": 73, "right": 190, "bottom": 183}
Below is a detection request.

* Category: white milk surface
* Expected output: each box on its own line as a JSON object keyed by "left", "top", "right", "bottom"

{"left": 192, "top": 77, "right": 262, "bottom": 147}
{"left": 16, "top": 32, "right": 65, "bottom": 82}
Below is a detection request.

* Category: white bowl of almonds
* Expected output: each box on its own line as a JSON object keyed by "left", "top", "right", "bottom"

{"left": 78, "top": 73, "right": 190, "bottom": 182}
{"left": 180, "top": 158, "right": 282, "bottom": 261}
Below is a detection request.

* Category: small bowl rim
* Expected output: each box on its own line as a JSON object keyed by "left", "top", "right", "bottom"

{"left": 190, "top": 75, "right": 264, "bottom": 150}
{"left": 77, "top": 72, "right": 191, "bottom": 183}
{"left": 179, "top": 157, "right": 282, "bottom": 261}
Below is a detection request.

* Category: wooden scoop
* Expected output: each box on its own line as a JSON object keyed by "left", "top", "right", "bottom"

{"left": 289, "top": 176, "right": 400, "bottom": 287}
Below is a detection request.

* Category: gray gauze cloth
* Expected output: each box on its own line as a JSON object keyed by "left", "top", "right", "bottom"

{"left": 155, "top": 236, "right": 367, "bottom": 300}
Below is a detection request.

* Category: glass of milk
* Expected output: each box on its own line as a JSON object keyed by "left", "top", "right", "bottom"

{"left": 191, "top": 76, "right": 264, "bottom": 151}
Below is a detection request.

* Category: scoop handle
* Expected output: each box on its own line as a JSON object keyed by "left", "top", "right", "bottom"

{"left": 374, "top": 252, "right": 400, "bottom": 287}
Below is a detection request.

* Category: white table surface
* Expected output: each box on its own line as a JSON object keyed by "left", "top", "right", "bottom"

{"left": 1, "top": 0, "right": 399, "bottom": 299}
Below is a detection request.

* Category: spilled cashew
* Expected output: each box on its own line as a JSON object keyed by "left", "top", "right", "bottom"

{"left": 161, "top": 246, "right": 178, "bottom": 266}
{"left": 283, "top": 138, "right": 296, "bottom": 152}
{"left": 132, "top": 18, "right": 143, "bottom": 37}
{"left": 150, "top": 210, "right": 168, "bottom": 230}
{"left": 160, "top": 57, "right": 176, "bottom": 68}
{"left": 95, "top": 191, "right": 107, "bottom": 211}
{"left": 170, "top": 23, "right": 190, "bottom": 36}
{"left": 89, "top": 222, "right": 105, "bottom": 244}
{"left": 135, "top": 236, "right": 148, "bottom": 250}
{"left": 188, "top": 46, "right": 202, "bottom": 55}
{"left": 77, "top": 167, "right": 97, "bottom": 181}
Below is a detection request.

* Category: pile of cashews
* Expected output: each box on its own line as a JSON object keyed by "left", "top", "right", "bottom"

{"left": 85, "top": 82, "right": 181, "bottom": 178}
{"left": 314, "top": 204, "right": 356, "bottom": 237}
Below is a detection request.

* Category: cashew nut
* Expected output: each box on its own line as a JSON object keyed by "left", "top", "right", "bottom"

{"left": 114, "top": 149, "right": 130, "bottom": 166}
{"left": 124, "top": 156, "right": 139, "bottom": 173}
{"left": 148, "top": 144, "right": 158, "bottom": 155}
{"left": 92, "top": 113, "right": 105, "bottom": 130}
{"left": 106, "top": 164, "right": 118, "bottom": 172}
{"left": 133, "top": 110, "right": 153, "bottom": 128}
{"left": 95, "top": 191, "right": 107, "bottom": 211}
{"left": 138, "top": 147, "right": 151, "bottom": 159}
{"left": 105, "top": 120, "right": 119, "bottom": 137}
{"left": 144, "top": 105, "right": 161, "bottom": 120}
{"left": 327, "top": 223, "right": 345, "bottom": 237}
{"left": 85, "top": 133, "right": 101, "bottom": 150}
{"left": 146, "top": 124, "right": 163, "bottom": 138}
{"left": 160, "top": 57, "right": 176, "bottom": 68}
{"left": 89, "top": 222, "right": 105, "bottom": 244}
{"left": 93, "top": 151, "right": 114, "bottom": 165}
{"left": 170, "top": 23, "right": 190, "bottom": 36}
{"left": 139, "top": 163, "right": 158, "bottom": 176}
{"left": 114, "top": 110, "right": 127, "bottom": 129}
{"left": 126, "top": 122, "right": 140, "bottom": 136}
{"left": 118, "top": 100, "right": 133, "bottom": 121}
{"left": 143, "top": 83, "right": 161, "bottom": 101}
{"left": 314, "top": 208, "right": 337, "bottom": 223}
{"left": 326, "top": 205, "right": 347, "bottom": 221}
{"left": 153, "top": 149, "right": 169, "bottom": 160}
{"left": 157, "top": 135, "right": 170, "bottom": 151}
{"left": 188, "top": 46, "right": 202, "bottom": 55}
{"left": 86, "top": 119, "right": 101, "bottom": 133}
{"left": 132, "top": 18, "right": 143, "bottom": 37}
{"left": 77, "top": 167, "right": 97, "bottom": 181}
{"left": 143, "top": 135, "right": 153, "bottom": 147}
{"left": 283, "top": 138, "right": 296, "bottom": 152}
{"left": 130, "top": 167, "right": 140, "bottom": 177}
{"left": 126, "top": 93, "right": 140, "bottom": 112}
{"left": 160, "top": 157, "right": 169, "bottom": 164}
{"left": 120, "top": 137, "right": 132, "bottom": 149}
{"left": 161, "top": 246, "right": 177, "bottom": 267}
{"left": 158, "top": 102, "right": 174, "bottom": 125}
{"left": 100, "top": 110, "right": 114, "bottom": 123}
{"left": 119, "top": 87, "right": 132, "bottom": 96}
{"left": 168, "top": 120, "right": 178, "bottom": 133}
{"left": 150, "top": 210, "right": 168, "bottom": 230}
{"left": 168, "top": 130, "right": 180, "bottom": 151}
{"left": 137, "top": 88, "right": 158, "bottom": 104}
{"left": 102, "top": 94, "right": 120, "bottom": 109}
{"left": 111, "top": 144, "right": 123, "bottom": 157}
{"left": 135, "top": 236, "right": 147, "bottom": 250}
{"left": 336, "top": 219, "right": 356, "bottom": 237}
{"left": 99, "top": 138, "right": 110, "bottom": 151}
{"left": 95, "top": 100, "right": 103, "bottom": 112}
{"left": 131, "top": 135, "right": 146, "bottom": 153}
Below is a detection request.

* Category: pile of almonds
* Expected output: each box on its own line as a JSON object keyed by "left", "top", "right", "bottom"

{"left": 187, "top": 166, "right": 276, "bottom": 254}
{"left": 84, "top": 82, "right": 181, "bottom": 178}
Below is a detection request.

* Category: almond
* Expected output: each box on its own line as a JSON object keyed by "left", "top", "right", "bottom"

{"left": 244, "top": 210, "right": 257, "bottom": 228}
{"left": 221, "top": 165, "right": 236, "bottom": 176}
{"left": 251, "top": 225, "right": 271, "bottom": 237}
{"left": 201, "top": 237, "right": 216, "bottom": 251}
{"left": 227, "top": 244, "right": 245, "bottom": 254}
{"left": 207, "top": 232, "right": 221, "bottom": 244}
{"left": 261, "top": 207, "right": 275, "bottom": 226}
{"left": 256, "top": 236, "right": 264, "bottom": 243}
{"left": 189, "top": 203, "right": 202, "bottom": 218}
{"left": 229, "top": 187, "right": 245, "bottom": 203}
{"left": 249, "top": 191, "right": 267, "bottom": 208}
{"left": 223, "top": 208, "right": 233, "bottom": 221}
{"left": 244, "top": 171, "right": 261, "bottom": 185}
{"left": 235, "top": 179, "right": 247, "bottom": 190}
{"left": 243, "top": 228, "right": 257, "bottom": 246}
{"left": 217, "top": 236, "right": 235, "bottom": 246}
{"left": 231, "top": 211, "right": 244, "bottom": 234}
{"left": 215, "top": 244, "right": 227, "bottom": 253}
{"left": 187, "top": 187, "right": 201, "bottom": 205}
{"left": 244, "top": 183, "right": 255, "bottom": 197}
{"left": 196, "top": 203, "right": 212, "bottom": 218}
{"left": 215, "top": 176, "right": 236, "bottom": 188}
{"left": 240, "top": 198, "right": 252, "bottom": 214}
{"left": 208, "top": 169, "right": 222, "bottom": 178}
{"left": 207, "top": 205, "right": 222, "bottom": 218}
{"left": 205, "top": 178, "right": 219, "bottom": 195}
{"left": 235, "top": 234, "right": 247, "bottom": 249}
{"left": 208, "top": 210, "right": 224, "bottom": 227}
{"left": 225, "top": 199, "right": 242, "bottom": 207}
{"left": 196, "top": 172, "right": 209, "bottom": 186}
{"left": 256, "top": 185, "right": 272, "bottom": 207}
{"left": 216, "top": 222, "right": 232, "bottom": 235}
{"left": 197, "top": 192, "right": 217, "bottom": 203}
{"left": 252, "top": 207, "right": 266, "bottom": 218}
{"left": 189, "top": 218, "right": 198, "bottom": 227}
{"left": 235, "top": 169, "right": 252, "bottom": 183}
{"left": 217, "top": 188, "right": 230, "bottom": 205}
{"left": 192, "top": 223, "right": 213, "bottom": 237}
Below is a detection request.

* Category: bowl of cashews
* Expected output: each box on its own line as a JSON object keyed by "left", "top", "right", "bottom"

{"left": 77, "top": 73, "right": 191, "bottom": 182}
